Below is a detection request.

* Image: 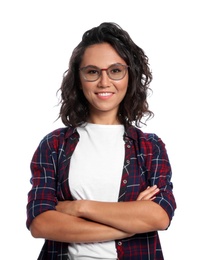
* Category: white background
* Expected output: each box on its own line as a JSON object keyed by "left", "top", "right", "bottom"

{"left": 0, "top": 0, "right": 199, "bottom": 259}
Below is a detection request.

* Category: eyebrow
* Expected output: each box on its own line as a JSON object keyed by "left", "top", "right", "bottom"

{"left": 80, "top": 63, "right": 127, "bottom": 69}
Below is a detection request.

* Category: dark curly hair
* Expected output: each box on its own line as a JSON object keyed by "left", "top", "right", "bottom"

{"left": 57, "top": 22, "right": 153, "bottom": 127}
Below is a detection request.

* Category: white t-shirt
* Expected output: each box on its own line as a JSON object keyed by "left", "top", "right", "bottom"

{"left": 68, "top": 123, "right": 125, "bottom": 259}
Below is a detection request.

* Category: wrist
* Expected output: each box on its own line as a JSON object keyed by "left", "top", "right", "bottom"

{"left": 76, "top": 200, "right": 88, "bottom": 218}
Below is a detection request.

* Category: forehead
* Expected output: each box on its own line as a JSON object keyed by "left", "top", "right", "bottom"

{"left": 80, "top": 43, "right": 126, "bottom": 67}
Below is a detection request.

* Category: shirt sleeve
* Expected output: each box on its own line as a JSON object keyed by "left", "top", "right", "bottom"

{"left": 147, "top": 134, "right": 177, "bottom": 223}
{"left": 26, "top": 133, "right": 58, "bottom": 229}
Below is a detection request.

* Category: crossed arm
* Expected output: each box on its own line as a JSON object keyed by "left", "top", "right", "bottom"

{"left": 30, "top": 185, "right": 169, "bottom": 243}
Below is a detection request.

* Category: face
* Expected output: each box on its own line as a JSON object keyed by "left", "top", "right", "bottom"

{"left": 79, "top": 43, "right": 129, "bottom": 124}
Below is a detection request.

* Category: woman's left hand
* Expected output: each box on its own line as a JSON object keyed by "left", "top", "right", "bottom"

{"left": 56, "top": 185, "right": 159, "bottom": 216}
{"left": 136, "top": 185, "right": 159, "bottom": 201}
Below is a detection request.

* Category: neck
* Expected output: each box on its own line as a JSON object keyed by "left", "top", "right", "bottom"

{"left": 88, "top": 114, "right": 121, "bottom": 125}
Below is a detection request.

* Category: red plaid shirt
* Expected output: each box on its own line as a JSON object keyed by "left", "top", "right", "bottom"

{"left": 26, "top": 125, "right": 176, "bottom": 260}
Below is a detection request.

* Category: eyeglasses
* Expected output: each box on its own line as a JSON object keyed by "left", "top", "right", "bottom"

{"left": 79, "top": 63, "right": 129, "bottom": 82}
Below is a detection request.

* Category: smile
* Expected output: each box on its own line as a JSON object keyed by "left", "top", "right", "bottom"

{"left": 96, "top": 92, "right": 114, "bottom": 100}
{"left": 97, "top": 92, "right": 113, "bottom": 97}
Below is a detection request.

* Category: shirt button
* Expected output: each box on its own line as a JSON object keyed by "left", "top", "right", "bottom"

{"left": 123, "top": 180, "right": 127, "bottom": 184}
{"left": 118, "top": 241, "right": 122, "bottom": 246}
{"left": 127, "top": 144, "right": 131, "bottom": 148}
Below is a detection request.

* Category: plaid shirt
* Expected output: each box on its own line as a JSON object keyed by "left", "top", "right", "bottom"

{"left": 26, "top": 125, "right": 176, "bottom": 260}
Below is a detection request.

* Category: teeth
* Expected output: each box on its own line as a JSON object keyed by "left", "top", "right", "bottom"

{"left": 98, "top": 93, "right": 112, "bottom": 96}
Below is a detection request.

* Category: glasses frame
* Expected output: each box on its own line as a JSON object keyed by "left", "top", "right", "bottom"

{"left": 79, "top": 63, "right": 129, "bottom": 82}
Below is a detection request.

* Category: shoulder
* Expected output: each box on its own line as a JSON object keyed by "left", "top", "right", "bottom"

{"left": 126, "top": 126, "right": 166, "bottom": 152}
{"left": 39, "top": 126, "right": 77, "bottom": 151}
{"left": 126, "top": 125, "right": 161, "bottom": 143}
{"left": 136, "top": 128, "right": 161, "bottom": 144}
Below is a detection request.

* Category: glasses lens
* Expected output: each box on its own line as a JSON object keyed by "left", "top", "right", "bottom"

{"left": 80, "top": 64, "right": 128, "bottom": 81}
{"left": 81, "top": 66, "right": 100, "bottom": 81}
{"left": 107, "top": 64, "right": 128, "bottom": 80}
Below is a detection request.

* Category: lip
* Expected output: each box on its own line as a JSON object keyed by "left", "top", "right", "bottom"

{"left": 96, "top": 92, "right": 114, "bottom": 100}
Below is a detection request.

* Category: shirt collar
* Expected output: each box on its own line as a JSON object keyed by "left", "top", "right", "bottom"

{"left": 64, "top": 126, "right": 79, "bottom": 139}
{"left": 124, "top": 125, "right": 138, "bottom": 141}
{"left": 64, "top": 124, "right": 139, "bottom": 141}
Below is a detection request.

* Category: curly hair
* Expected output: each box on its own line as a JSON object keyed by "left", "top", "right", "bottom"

{"left": 57, "top": 22, "right": 154, "bottom": 127}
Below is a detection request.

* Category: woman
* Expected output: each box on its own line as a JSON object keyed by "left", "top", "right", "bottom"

{"left": 26, "top": 22, "right": 176, "bottom": 260}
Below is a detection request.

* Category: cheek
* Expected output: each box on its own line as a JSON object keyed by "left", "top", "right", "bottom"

{"left": 80, "top": 80, "right": 88, "bottom": 93}
{"left": 81, "top": 84, "right": 94, "bottom": 100}
{"left": 120, "top": 75, "right": 129, "bottom": 90}
{"left": 118, "top": 80, "right": 129, "bottom": 95}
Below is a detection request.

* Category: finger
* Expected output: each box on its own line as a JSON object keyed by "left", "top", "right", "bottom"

{"left": 137, "top": 185, "right": 159, "bottom": 200}
{"left": 138, "top": 185, "right": 157, "bottom": 198}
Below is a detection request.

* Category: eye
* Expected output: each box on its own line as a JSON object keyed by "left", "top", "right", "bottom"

{"left": 111, "top": 68, "right": 121, "bottom": 74}
{"left": 85, "top": 67, "right": 100, "bottom": 75}
{"left": 88, "top": 69, "right": 98, "bottom": 75}
{"left": 109, "top": 64, "right": 123, "bottom": 74}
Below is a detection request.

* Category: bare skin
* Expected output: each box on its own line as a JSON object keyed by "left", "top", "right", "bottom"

{"left": 30, "top": 210, "right": 132, "bottom": 243}
{"left": 30, "top": 44, "right": 170, "bottom": 243}
{"left": 79, "top": 43, "right": 129, "bottom": 125}
{"left": 30, "top": 186, "right": 169, "bottom": 243}
{"left": 56, "top": 185, "right": 169, "bottom": 235}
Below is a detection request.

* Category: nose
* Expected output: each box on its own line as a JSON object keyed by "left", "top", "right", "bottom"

{"left": 97, "top": 70, "right": 111, "bottom": 88}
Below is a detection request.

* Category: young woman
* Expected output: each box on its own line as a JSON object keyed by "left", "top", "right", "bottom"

{"left": 26, "top": 22, "right": 176, "bottom": 260}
